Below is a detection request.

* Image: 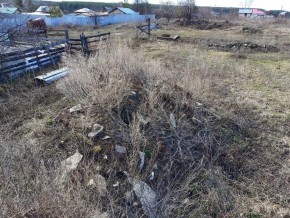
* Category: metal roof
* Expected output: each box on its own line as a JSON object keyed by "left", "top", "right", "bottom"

{"left": 110, "top": 7, "right": 137, "bottom": 14}
{"left": 0, "top": 7, "right": 19, "bottom": 14}
{"left": 74, "top": 8, "right": 95, "bottom": 13}
{"left": 36, "top": 6, "right": 50, "bottom": 13}
{"left": 238, "top": 8, "right": 253, "bottom": 14}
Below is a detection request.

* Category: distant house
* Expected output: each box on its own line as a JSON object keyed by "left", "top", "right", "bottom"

{"left": 1, "top": 3, "right": 14, "bottom": 8}
{"left": 0, "top": 7, "right": 20, "bottom": 14}
{"left": 74, "top": 8, "right": 96, "bottom": 15}
{"left": 109, "top": 7, "right": 137, "bottom": 15}
{"left": 252, "top": 9, "right": 266, "bottom": 17}
{"left": 36, "top": 6, "right": 51, "bottom": 14}
{"left": 279, "top": 11, "right": 290, "bottom": 18}
{"left": 239, "top": 8, "right": 266, "bottom": 17}
{"left": 238, "top": 8, "right": 253, "bottom": 17}
{"left": 268, "top": 10, "right": 290, "bottom": 17}
{"left": 74, "top": 8, "right": 108, "bottom": 17}
{"left": 103, "top": 7, "right": 112, "bottom": 13}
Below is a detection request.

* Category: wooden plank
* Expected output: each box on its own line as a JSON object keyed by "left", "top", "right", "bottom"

{"left": 2, "top": 55, "right": 61, "bottom": 74}
{"left": 85, "top": 32, "right": 110, "bottom": 39}
{"left": 69, "top": 39, "right": 81, "bottom": 42}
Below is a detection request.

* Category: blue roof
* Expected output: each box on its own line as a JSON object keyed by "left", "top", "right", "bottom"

{"left": 239, "top": 9, "right": 253, "bottom": 14}
{"left": 0, "top": 7, "right": 19, "bottom": 14}
{"left": 111, "top": 7, "right": 137, "bottom": 14}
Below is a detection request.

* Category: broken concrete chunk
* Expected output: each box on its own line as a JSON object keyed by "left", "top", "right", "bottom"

{"left": 69, "top": 104, "right": 82, "bottom": 113}
{"left": 125, "top": 172, "right": 157, "bottom": 218}
{"left": 115, "top": 145, "right": 127, "bottom": 154}
{"left": 87, "top": 174, "right": 107, "bottom": 195}
{"left": 59, "top": 151, "right": 83, "bottom": 183}
{"left": 61, "top": 150, "right": 83, "bottom": 173}
{"left": 88, "top": 123, "right": 104, "bottom": 139}
{"left": 169, "top": 113, "right": 176, "bottom": 128}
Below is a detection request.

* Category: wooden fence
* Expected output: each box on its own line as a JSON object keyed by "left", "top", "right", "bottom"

{"left": 70, "top": 32, "right": 110, "bottom": 55}
{"left": 0, "top": 31, "right": 110, "bottom": 82}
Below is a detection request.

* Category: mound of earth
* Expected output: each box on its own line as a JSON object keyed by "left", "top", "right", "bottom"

{"left": 208, "top": 42, "right": 279, "bottom": 52}
{"left": 189, "top": 19, "right": 232, "bottom": 30}
{"left": 242, "top": 27, "right": 263, "bottom": 34}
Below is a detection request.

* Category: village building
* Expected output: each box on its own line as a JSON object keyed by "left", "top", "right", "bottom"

{"left": 0, "top": 7, "right": 20, "bottom": 14}
{"left": 238, "top": 8, "right": 266, "bottom": 17}
{"left": 109, "top": 7, "right": 137, "bottom": 15}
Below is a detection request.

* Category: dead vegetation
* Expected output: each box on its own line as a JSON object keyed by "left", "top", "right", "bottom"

{"left": 1, "top": 18, "right": 290, "bottom": 217}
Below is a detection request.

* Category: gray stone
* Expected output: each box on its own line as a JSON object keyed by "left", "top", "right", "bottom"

{"left": 125, "top": 172, "right": 157, "bottom": 218}
{"left": 137, "top": 113, "right": 150, "bottom": 125}
{"left": 87, "top": 174, "right": 107, "bottom": 195}
{"left": 169, "top": 113, "right": 176, "bottom": 128}
{"left": 138, "top": 151, "right": 145, "bottom": 170}
{"left": 115, "top": 145, "right": 127, "bottom": 154}
{"left": 88, "top": 123, "right": 104, "bottom": 139}
{"left": 91, "top": 211, "right": 109, "bottom": 218}
{"left": 69, "top": 104, "right": 82, "bottom": 113}
{"left": 59, "top": 150, "right": 83, "bottom": 183}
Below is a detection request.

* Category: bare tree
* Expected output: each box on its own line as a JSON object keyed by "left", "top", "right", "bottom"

{"left": 240, "top": 0, "right": 254, "bottom": 8}
{"left": 160, "top": 0, "right": 175, "bottom": 23}
{"left": 179, "top": 0, "right": 197, "bottom": 25}
{"left": 0, "top": 15, "right": 28, "bottom": 54}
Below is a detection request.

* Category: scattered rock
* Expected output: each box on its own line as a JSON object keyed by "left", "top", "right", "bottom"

{"left": 125, "top": 173, "right": 157, "bottom": 218}
{"left": 59, "top": 151, "right": 83, "bottom": 183}
{"left": 113, "top": 181, "right": 120, "bottom": 187}
{"left": 138, "top": 151, "right": 145, "bottom": 170}
{"left": 149, "top": 172, "right": 155, "bottom": 181}
{"left": 102, "top": 136, "right": 111, "bottom": 140}
{"left": 137, "top": 113, "right": 150, "bottom": 126}
{"left": 242, "top": 27, "right": 262, "bottom": 34}
{"left": 208, "top": 42, "right": 279, "bottom": 53}
{"left": 61, "top": 151, "right": 83, "bottom": 173}
{"left": 91, "top": 211, "right": 109, "bottom": 218}
{"left": 169, "top": 113, "right": 176, "bottom": 128}
{"left": 115, "top": 145, "right": 127, "bottom": 154}
{"left": 87, "top": 174, "right": 107, "bottom": 195}
{"left": 153, "top": 164, "right": 158, "bottom": 170}
{"left": 88, "top": 123, "right": 104, "bottom": 139}
{"left": 133, "top": 202, "right": 139, "bottom": 207}
{"left": 69, "top": 104, "right": 82, "bottom": 113}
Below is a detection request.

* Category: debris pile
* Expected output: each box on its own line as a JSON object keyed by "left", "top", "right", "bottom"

{"left": 208, "top": 42, "right": 279, "bottom": 52}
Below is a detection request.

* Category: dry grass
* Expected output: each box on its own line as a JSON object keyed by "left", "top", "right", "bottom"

{"left": 1, "top": 19, "right": 290, "bottom": 217}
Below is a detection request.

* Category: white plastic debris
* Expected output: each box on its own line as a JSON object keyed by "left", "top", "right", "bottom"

{"left": 88, "top": 123, "right": 104, "bottom": 139}
{"left": 69, "top": 104, "right": 82, "bottom": 113}
{"left": 169, "top": 113, "right": 176, "bottom": 128}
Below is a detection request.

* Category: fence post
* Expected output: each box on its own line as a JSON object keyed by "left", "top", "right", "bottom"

{"left": 65, "top": 30, "right": 69, "bottom": 41}
{"left": 147, "top": 18, "right": 151, "bottom": 36}
{"left": 80, "top": 33, "right": 89, "bottom": 55}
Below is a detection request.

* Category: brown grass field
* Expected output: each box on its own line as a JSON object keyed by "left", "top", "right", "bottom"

{"left": 0, "top": 18, "right": 290, "bottom": 217}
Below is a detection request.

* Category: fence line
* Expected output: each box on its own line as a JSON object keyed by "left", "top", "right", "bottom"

{"left": 0, "top": 31, "right": 111, "bottom": 82}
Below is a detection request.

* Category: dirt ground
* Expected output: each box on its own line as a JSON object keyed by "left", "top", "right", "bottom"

{"left": 1, "top": 18, "right": 290, "bottom": 217}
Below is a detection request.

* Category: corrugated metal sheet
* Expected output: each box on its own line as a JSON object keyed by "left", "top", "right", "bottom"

{"left": 238, "top": 9, "right": 253, "bottom": 14}
{"left": 35, "top": 67, "right": 69, "bottom": 85}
